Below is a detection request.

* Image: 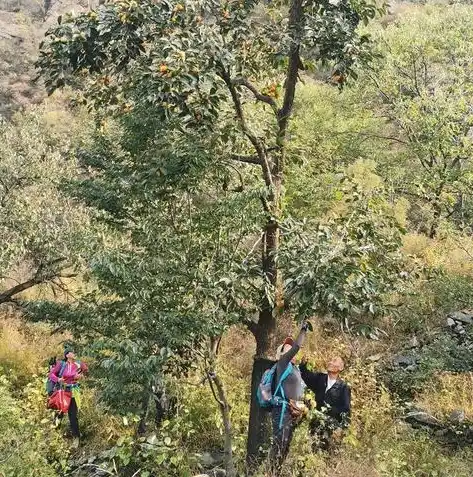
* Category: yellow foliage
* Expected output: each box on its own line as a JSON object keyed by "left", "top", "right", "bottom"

{"left": 346, "top": 159, "right": 382, "bottom": 191}
{"left": 403, "top": 232, "right": 473, "bottom": 276}
{"left": 417, "top": 372, "right": 473, "bottom": 421}
{"left": 0, "top": 312, "right": 68, "bottom": 387}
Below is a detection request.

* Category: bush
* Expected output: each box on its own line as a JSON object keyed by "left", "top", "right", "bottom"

{"left": 0, "top": 376, "right": 63, "bottom": 477}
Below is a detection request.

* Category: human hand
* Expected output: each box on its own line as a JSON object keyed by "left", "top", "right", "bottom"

{"left": 58, "top": 377, "right": 65, "bottom": 384}
{"left": 301, "top": 320, "right": 312, "bottom": 332}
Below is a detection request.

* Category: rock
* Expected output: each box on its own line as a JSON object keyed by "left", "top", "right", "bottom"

{"left": 367, "top": 353, "right": 383, "bottom": 362}
{"left": 405, "top": 411, "right": 441, "bottom": 427}
{"left": 450, "top": 409, "right": 465, "bottom": 424}
{"left": 447, "top": 317, "right": 456, "bottom": 327}
{"left": 200, "top": 452, "right": 224, "bottom": 468}
{"left": 448, "top": 311, "right": 473, "bottom": 325}
{"left": 193, "top": 471, "right": 226, "bottom": 477}
{"left": 393, "top": 355, "right": 417, "bottom": 367}
{"left": 409, "top": 336, "right": 419, "bottom": 348}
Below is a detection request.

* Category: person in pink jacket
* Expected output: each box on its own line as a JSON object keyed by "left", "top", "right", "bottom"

{"left": 49, "top": 347, "right": 88, "bottom": 447}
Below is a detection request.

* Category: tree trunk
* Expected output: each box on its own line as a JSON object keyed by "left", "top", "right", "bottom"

{"left": 137, "top": 391, "right": 151, "bottom": 435}
{"left": 213, "top": 372, "right": 237, "bottom": 477}
{"left": 429, "top": 202, "right": 441, "bottom": 238}
{"left": 246, "top": 216, "right": 280, "bottom": 468}
{"left": 245, "top": 355, "right": 275, "bottom": 469}
{"left": 208, "top": 337, "right": 236, "bottom": 477}
{"left": 244, "top": 0, "right": 304, "bottom": 467}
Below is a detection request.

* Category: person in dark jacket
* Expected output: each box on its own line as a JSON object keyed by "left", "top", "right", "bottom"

{"left": 300, "top": 356, "right": 351, "bottom": 451}
{"left": 269, "top": 322, "right": 310, "bottom": 476}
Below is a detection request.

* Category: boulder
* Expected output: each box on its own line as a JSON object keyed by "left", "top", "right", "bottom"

{"left": 405, "top": 410, "right": 441, "bottom": 427}
{"left": 408, "top": 336, "right": 419, "bottom": 348}
{"left": 448, "top": 311, "right": 473, "bottom": 325}
{"left": 392, "top": 355, "right": 417, "bottom": 367}
{"left": 200, "top": 451, "right": 224, "bottom": 468}
{"left": 449, "top": 409, "right": 465, "bottom": 424}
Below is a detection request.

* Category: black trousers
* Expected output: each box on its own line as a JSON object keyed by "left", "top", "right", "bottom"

{"left": 269, "top": 405, "right": 296, "bottom": 476}
{"left": 55, "top": 397, "right": 80, "bottom": 437}
{"left": 68, "top": 397, "right": 80, "bottom": 437}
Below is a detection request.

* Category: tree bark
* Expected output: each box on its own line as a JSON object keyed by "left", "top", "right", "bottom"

{"left": 245, "top": 0, "right": 304, "bottom": 468}
{"left": 212, "top": 372, "right": 237, "bottom": 477}
{"left": 429, "top": 181, "right": 446, "bottom": 239}
{"left": 137, "top": 392, "right": 151, "bottom": 435}
{"left": 208, "top": 337, "right": 236, "bottom": 477}
{"left": 245, "top": 356, "right": 275, "bottom": 468}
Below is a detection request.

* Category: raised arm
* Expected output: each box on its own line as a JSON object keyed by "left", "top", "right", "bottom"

{"left": 277, "top": 322, "right": 309, "bottom": 370}
{"left": 299, "top": 360, "right": 325, "bottom": 391}
{"left": 78, "top": 361, "right": 88, "bottom": 374}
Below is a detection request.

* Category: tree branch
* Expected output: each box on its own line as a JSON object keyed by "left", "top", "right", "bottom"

{"left": 276, "top": 0, "right": 304, "bottom": 171}
{"left": 331, "top": 130, "right": 409, "bottom": 145}
{"left": 0, "top": 258, "right": 69, "bottom": 304}
{"left": 232, "top": 77, "right": 278, "bottom": 115}
{"left": 231, "top": 154, "right": 262, "bottom": 165}
{"left": 0, "top": 276, "right": 44, "bottom": 304}
{"left": 219, "top": 67, "right": 274, "bottom": 188}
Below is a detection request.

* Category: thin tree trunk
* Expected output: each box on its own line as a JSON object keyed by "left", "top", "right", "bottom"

{"left": 208, "top": 337, "right": 236, "bottom": 477}
{"left": 429, "top": 181, "right": 445, "bottom": 239}
{"left": 137, "top": 392, "right": 151, "bottom": 435}
{"left": 212, "top": 372, "right": 237, "bottom": 477}
{"left": 429, "top": 202, "right": 442, "bottom": 238}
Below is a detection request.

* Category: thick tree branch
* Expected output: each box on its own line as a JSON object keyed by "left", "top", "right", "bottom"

{"left": 276, "top": 0, "right": 304, "bottom": 172}
{"left": 231, "top": 153, "right": 262, "bottom": 165}
{"left": 231, "top": 77, "right": 278, "bottom": 115}
{"left": 219, "top": 67, "right": 274, "bottom": 188}
{"left": 0, "top": 258, "right": 70, "bottom": 304}
{"left": 0, "top": 276, "right": 44, "bottom": 304}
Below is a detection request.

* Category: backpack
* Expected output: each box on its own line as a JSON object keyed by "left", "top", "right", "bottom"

{"left": 257, "top": 363, "right": 293, "bottom": 409}
{"left": 46, "top": 360, "right": 66, "bottom": 396}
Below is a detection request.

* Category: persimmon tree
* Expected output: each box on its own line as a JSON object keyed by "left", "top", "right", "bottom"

{"left": 36, "top": 0, "right": 385, "bottom": 462}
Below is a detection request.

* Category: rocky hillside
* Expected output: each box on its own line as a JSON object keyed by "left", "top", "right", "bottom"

{"left": 0, "top": 0, "right": 99, "bottom": 119}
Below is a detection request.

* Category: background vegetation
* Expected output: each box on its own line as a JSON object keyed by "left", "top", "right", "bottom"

{"left": 1, "top": 1, "right": 473, "bottom": 476}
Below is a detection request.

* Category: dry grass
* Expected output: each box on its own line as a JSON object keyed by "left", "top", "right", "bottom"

{"left": 403, "top": 232, "right": 473, "bottom": 276}
{"left": 0, "top": 308, "right": 68, "bottom": 386}
{"left": 417, "top": 372, "right": 473, "bottom": 421}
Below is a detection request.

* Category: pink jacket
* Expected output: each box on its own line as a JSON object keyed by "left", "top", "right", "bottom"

{"left": 49, "top": 360, "right": 88, "bottom": 386}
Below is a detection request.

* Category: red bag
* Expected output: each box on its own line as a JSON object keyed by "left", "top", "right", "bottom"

{"left": 48, "top": 389, "right": 72, "bottom": 413}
